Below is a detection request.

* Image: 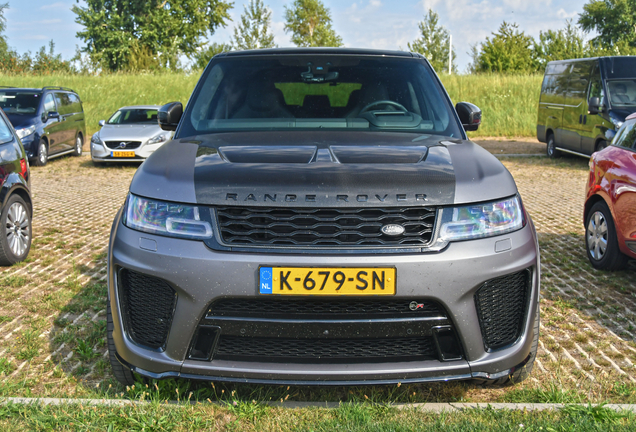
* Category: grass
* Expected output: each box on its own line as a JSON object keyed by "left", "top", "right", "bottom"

{"left": 0, "top": 401, "right": 632, "bottom": 431}
{"left": 0, "top": 72, "right": 543, "bottom": 137}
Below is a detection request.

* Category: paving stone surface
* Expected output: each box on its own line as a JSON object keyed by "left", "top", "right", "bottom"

{"left": 0, "top": 151, "right": 634, "bottom": 399}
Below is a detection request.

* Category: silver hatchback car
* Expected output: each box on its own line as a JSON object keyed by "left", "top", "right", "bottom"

{"left": 107, "top": 48, "right": 540, "bottom": 387}
{"left": 91, "top": 106, "right": 172, "bottom": 164}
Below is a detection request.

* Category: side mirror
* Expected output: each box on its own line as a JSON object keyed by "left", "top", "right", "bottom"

{"left": 47, "top": 111, "right": 60, "bottom": 120}
{"left": 456, "top": 102, "right": 481, "bottom": 132}
{"left": 588, "top": 97, "right": 605, "bottom": 115}
{"left": 98, "top": 120, "right": 105, "bottom": 127}
{"left": 158, "top": 102, "right": 183, "bottom": 131}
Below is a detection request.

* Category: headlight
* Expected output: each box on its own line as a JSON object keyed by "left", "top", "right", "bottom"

{"left": 15, "top": 125, "right": 36, "bottom": 140}
{"left": 91, "top": 134, "right": 103, "bottom": 145}
{"left": 439, "top": 196, "right": 525, "bottom": 242}
{"left": 123, "top": 194, "right": 212, "bottom": 240}
{"left": 147, "top": 133, "right": 170, "bottom": 145}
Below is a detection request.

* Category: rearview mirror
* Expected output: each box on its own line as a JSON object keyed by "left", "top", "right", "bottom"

{"left": 158, "top": 102, "right": 183, "bottom": 131}
{"left": 98, "top": 120, "right": 105, "bottom": 127}
{"left": 456, "top": 102, "right": 481, "bottom": 131}
{"left": 588, "top": 97, "right": 605, "bottom": 115}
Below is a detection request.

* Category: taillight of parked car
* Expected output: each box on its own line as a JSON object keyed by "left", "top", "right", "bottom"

{"left": 19, "top": 158, "right": 28, "bottom": 180}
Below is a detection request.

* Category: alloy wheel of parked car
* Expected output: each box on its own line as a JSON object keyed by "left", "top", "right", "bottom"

{"left": 586, "top": 201, "right": 628, "bottom": 271}
{"left": 546, "top": 134, "right": 559, "bottom": 158}
{"left": 73, "top": 134, "right": 83, "bottom": 157}
{"left": 34, "top": 139, "right": 48, "bottom": 166}
{"left": 0, "top": 195, "right": 32, "bottom": 266}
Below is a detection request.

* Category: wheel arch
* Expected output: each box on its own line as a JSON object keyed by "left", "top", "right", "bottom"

{"left": 584, "top": 194, "right": 609, "bottom": 224}
{"left": 0, "top": 180, "right": 32, "bottom": 216}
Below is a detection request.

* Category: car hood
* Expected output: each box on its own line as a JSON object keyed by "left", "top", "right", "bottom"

{"left": 5, "top": 114, "right": 36, "bottom": 129}
{"left": 98, "top": 124, "right": 163, "bottom": 141}
{"left": 130, "top": 131, "right": 517, "bottom": 207}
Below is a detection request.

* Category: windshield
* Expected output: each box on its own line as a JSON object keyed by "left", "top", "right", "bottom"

{"left": 180, "top": 55, "right": 462, "bottom": 138}
{"left": 108, "top": 109, "right": 159, "bottom": 125}
{"left": 607, "top": 80, "right": 636, "bottom": 107}
{"left": 0, "top": 91, "right": 41, "bottom": 115}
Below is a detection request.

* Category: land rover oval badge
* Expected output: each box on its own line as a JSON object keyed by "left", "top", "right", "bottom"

{"left": 381, "top": 224, "right": 405, "bottom": 236}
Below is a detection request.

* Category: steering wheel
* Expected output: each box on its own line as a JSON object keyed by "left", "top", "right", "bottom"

{"left": 359, "top": 100, "right": 408, "bottom": 114}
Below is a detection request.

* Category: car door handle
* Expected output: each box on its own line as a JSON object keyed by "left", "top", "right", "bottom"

{"left": 583, "top": 115, "right": 587, "bottom": 125}
{"left": 579, "top": 114, "right": 583, "bottom": 124}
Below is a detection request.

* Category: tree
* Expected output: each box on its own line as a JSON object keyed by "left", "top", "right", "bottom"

{"left": 533, "top": 20, "right": 586, "bottom": 70}
{"left": 408, "top": 9, "right": 456, "bottom": 73}
{"left": 72, "top": 0, "right": 233, "bottom": 72}
{"left": 231, "top": 0, "right": 276, "bottom": 50}
{"left": 284, "top": 0, "right": 343, "bottom": 47}
{"left": 473, "top": 22, "right": 536, "bottom": 73}
{"left": 0, "top": 2, "right": 8, "bottom": 55}
{"left": 192, "top": 42, "right": 233, "bottom": 69}
{"left": 579, "top": 0, "right": 636, "bottom": 54}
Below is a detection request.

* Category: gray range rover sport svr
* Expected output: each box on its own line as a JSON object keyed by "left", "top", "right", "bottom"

{"left": 107, "top": 48, "right": 540, "bottom": 386}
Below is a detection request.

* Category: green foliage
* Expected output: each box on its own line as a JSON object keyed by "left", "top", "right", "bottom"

{"left": 407, "top": 9, "right": 456, "bottom": 74}
{"left": 472, "top": 22, "right": 536, "bottom": 73}
{"left": 579, "top": 0, "right": 636, "bottom": 54}
{"left": 192, "top": 42, "right": 233, "bottom": 69}
{"left": 0, "top": 2, "right": 7, "bottom": 54}
{"left": 232, "top": 0, "right": 277, "bottom": 50}
{"left": 72, "top": 0, "right": 233, "bottom": 71}
{"left": 284, "top": 0, "right": 343, "bottom": 47}
{"left": 533, "top": 20, "right": 587, "bottom": 70}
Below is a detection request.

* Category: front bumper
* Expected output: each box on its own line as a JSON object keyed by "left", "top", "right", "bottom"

{"left": 108, "top": 211, "right": 540, "bottom": 384}
{"left": 91, "top": 141, "right": 163, "bottom": 162}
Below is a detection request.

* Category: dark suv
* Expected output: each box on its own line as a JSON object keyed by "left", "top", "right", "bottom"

{"left": 108, "top": 48, "right": 540, "bottom": 387}
{"left": 0, "top": 86, "right": 86, "bottom": 166}
{"left": 0, "top": 108, "right": 32, "bottom": 265}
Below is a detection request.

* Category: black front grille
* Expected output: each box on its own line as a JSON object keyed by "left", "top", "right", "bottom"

{"left": 118, "top": 269, "right": 177, "bottom": 349}
{"left": 209, "top": 298, "right": 443, "bottom": 319}
{"left": 215, "top": 335, "right": 437, "bottom": 363}
{"left": 105, "top": 141, "right": 141, "bottom": 149}
{"left": 474, "top": 270, "right": 531, "bottom": 351}
{"left": 216, "top": 206, "right": 436, "bottom": 247}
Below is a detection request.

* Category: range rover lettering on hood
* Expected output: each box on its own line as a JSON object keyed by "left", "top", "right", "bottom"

{"left": 191, "top": 131, "right": 457, "bottom": 208}
{"left": 225, "top": 193, "right": 429, "bottom": 203}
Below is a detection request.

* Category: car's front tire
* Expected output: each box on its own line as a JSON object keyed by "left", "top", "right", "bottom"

{"left": 107, "top": 301, "right": 135, "bottom": 386}
{"left": 0, "top": 195, "right": 32, "bottom": 266}
{"left": 586, "top": 200, "right": 628, "bottom": 271}
{"left": 546, "top": 133, "right": 559, "bottom": 159}
{"left": 33, "top": 139, "right": 48, "bottom": 166}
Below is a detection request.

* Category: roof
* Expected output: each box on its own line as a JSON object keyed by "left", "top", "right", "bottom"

{"left": 217, "top": 47, "right": 416, "bottom": 58}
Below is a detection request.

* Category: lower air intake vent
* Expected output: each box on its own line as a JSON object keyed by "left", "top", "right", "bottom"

{"left": 118, "top": 269, "right": 177, "bottom": 349}
{"left": 214, "top": 336, "right": 437, "bottom": 363}
{"left": 474, "top": 269, "right": 531, "bottom": 351}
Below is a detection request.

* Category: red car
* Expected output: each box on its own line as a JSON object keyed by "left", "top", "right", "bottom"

{"left": 585, "top": 113, "right": 636, "bottom": 270}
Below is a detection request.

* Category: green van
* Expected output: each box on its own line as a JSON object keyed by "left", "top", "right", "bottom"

{"left": 537, "top": 56, "right": 636, "bottom": 158}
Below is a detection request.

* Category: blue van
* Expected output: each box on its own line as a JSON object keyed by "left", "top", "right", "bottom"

{"left": 0, "top": 86, "right": 86, "bottom": 166}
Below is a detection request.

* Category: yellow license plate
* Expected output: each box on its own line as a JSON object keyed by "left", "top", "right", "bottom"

{"left": 259, "top": 267, "right": 396, "bottom": 295}
{"left": 112, "top": 151, "right": 136, "bottom": 158}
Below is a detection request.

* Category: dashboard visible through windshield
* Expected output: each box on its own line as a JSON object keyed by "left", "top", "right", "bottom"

{"left": 181, "top": 55, "right": 461, "bottom": 138}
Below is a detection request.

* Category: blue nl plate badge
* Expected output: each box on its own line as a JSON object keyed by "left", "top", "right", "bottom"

{"left": 260, "top": 267, "right": 273, "bottom": 294}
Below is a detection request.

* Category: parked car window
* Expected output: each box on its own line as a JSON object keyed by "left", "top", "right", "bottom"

{"left": 588, "top": 64, "right": 605, "bottom": 104}
{"left": 42, "top": 93, "right": 56, "bottom": 114}
{"left": 615, "top": 121, "right": 636, "bottom": 149}
{"left": 0, "top": 91, "right": 40, "bottom": 114}
{"left": 607, "top": 80, "right": 636, "bottom": 107}
{"left": 0, "top": 115, "right": 13, "bottom": 144}
{"left": 107, "top": 109, "right": 159, "bottom": 125}
{"left": 565, "top": 62, "right": 591, "bottom": 104}
{"left": 68, "top": 93, "right": 82, "bottom": 114}
{"left": 54, "top": 92, "right": 75, "bottom": 115}
{"left": 184, "top": 56, "right": 461, "bottom": 138}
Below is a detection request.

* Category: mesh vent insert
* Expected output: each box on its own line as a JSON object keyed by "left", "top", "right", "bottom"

{"left": 118, "top": 268, "right": 177, "bottom": 349}
{"left": 474, "top": 269, "right": 531, "bottom": 351}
